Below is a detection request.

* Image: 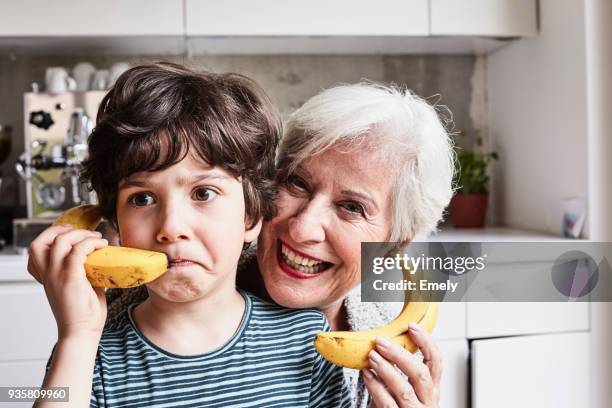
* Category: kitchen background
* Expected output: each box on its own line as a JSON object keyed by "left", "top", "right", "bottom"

{"left": 0, "top": 53, "right": 484, "bottom": 211}
{"left": 1, "top": 0, "right": 611, "bottom": 407}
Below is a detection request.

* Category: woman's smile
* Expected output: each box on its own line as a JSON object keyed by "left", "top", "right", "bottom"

{"left": 276, "top": 239, "right": 334, "bottom": 279}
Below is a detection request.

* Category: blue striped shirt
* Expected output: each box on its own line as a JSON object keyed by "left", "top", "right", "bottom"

{"left": 80, "top": 291, "right": 349, "bottom": 407}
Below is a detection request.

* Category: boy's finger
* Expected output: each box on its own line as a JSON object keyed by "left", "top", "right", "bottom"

{"left": 62, "top": 238, "right": 108, "bottom": 282}
{"left": 27, "top": 256, "right": 43, "bottom": 283}
{"left": 30, "top": 224, "right": 75, "bottom": 252}
{"left": 48, "top": 230, "right": 102, "bottom": 282}
{"left": 28, "top": 225, "right": 75, "bottom": 282}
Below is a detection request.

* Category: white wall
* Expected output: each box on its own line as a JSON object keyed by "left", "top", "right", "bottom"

{"left": 585, "top": 0, "right": 612, "bottom": 406}
{"left": 487, "top": 0, "right": 589, "bottom": 233}
{"left": 489, "top": 1, "right": 612, "bottom": 406}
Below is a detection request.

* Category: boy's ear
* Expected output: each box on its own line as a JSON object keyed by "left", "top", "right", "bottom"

{"left": 244, "top": 217, "right": 263, "bottom": 244}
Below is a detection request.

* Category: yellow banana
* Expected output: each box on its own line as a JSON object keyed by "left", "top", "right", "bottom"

{"left": 314, "top": 302, "right": 439, "bottom": 369}
{"left": 53, "top": 205, "right": 168, "bottom": 288}
{"left": 53, "top": 204, "right": 102, "bottom": 230}
{"left": 314, "top": 263, "right": 439, "bottom": 369}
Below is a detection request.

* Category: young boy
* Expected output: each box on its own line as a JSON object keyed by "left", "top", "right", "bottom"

{"left": 29, "top": 63, "right": 350, "bottom": 407}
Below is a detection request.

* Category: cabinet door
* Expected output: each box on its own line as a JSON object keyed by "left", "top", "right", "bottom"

{"left": 186, "top": 0, "right": 429, "bottom": 36}
{"left": 0, "top": 0, "right": 183, "bottom": 36}
{"left": 467, "top": 301, "right": 588, "bottom": 339}
{"left": 437, "top": 340, "right": 468, "bottom": 408}
{"left": 0, "top": 283, "right": 56, "bottom": 361}
{"left": 433, "top": 302, "right": 466, "bottom": 340}
{"left": 472, "top": 332, "right": 590, "bottom": 408}
{"left": 430, "top": 0, "right": 538, "bottom": 36}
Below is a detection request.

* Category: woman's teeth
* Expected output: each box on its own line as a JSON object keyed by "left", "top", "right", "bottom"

{"left": 281, "top": 244, "right": 330, "bottom": 274}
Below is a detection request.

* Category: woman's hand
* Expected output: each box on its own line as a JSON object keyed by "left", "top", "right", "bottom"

{"left": 362, "top": 322, "right": 442, "bottom": 408}
{"left": 28, "top": 224, "right": 109, "bottom": 340}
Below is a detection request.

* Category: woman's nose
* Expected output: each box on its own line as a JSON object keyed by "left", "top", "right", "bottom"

{"left": 287, "top": 199, "right": 326, "bottom": 244}
{"left": 155, "top": 203, "right": 191, "bottom": 243}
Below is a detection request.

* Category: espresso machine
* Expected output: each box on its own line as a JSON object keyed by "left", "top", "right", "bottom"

{"left": 13, "top": 91, "right": 105, "bottom": 247}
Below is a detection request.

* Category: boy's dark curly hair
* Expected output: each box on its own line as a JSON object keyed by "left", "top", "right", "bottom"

{"left": 81, "top": 62, "right": 281, "bottom": 229}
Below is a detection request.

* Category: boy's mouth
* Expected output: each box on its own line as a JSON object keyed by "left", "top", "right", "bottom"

{"left": 277, "top": 240, "right": 333, "bottom": 278}
{"left": 168, "top": 258, "right": 197, "bottom": 268}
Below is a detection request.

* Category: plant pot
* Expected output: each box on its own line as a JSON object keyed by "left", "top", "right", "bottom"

{"left": 450, "top": 193, "right": 488, "bottom": 228}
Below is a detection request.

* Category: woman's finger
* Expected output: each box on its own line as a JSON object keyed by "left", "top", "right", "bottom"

{"left": 362, "top": 369, "right": 399, "bottom": 408}
{"left": 369, "top": 349, "right": 420, "bottom": 408}
{"left": 375, "top": 336, "right": 435, "bottom": 406}
{"left": 408, "top": 322, "right": 443, "bottom": 386}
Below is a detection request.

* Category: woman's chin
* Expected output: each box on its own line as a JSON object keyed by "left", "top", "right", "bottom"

{"left": 264, "top": 272, "right": 321, "bottom": 309}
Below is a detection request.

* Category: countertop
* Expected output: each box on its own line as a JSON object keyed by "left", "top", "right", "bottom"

{"left": 0, "top": 226, "right": 581, "bottom": 282}
{"left": 423, "top": 226, "right": 582, "bottom": 242}
{"left": 0, "top": 246, "right": 30, "bottom": 282}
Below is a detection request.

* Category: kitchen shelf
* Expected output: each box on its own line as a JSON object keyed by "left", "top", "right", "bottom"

{"left": 422, "top": 226, "right": 586, "bottom": 242}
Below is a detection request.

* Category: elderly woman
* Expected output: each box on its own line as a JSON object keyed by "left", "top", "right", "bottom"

{"left": 35, "top": 81, "right": 454, "bottom": 407}
{"left": 250, "top": 82, "right": 453, "bottom": 408}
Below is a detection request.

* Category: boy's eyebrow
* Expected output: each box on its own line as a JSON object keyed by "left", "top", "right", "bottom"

{"left": 119, "top": 171, "right": 233, "bottom": 188}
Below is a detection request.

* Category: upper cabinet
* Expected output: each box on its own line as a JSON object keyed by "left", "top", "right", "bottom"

{"left": 185, "top": 0, "right": 429, "bottom": 36}
{"left": 430, "top": 0, "right": 538, "bottom": 36}
{"left": 0, "top": 0, "right": 539, "bottom": 54}
{"left": 0, "top": 0, "right": 183, "bottom": 36}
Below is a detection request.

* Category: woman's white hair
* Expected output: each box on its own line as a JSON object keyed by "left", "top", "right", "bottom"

{"left": 278, "top": 82, "right": 455, "bottom": 241}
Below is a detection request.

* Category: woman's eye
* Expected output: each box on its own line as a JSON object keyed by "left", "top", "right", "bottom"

{"left": 287, "top": 174, "right": 308, "bottom": 191}
{"left": 339, "top": 201, "right": 365, "bottom": 216}
{"left": 129, "top": 192, "right": 155, "bottom": 207}
{"left": 193, "top": 187, "right": 217, "bottom": 202}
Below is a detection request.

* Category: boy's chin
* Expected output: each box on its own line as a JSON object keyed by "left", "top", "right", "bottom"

{"left": 146, "top": 274, "right": 210, "bottom": 303}
{"left": 147, "top": 283, "right": 208, "bottom": 303}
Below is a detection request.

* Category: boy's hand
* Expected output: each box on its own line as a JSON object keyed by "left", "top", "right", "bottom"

{"left": 28, "top": 225, "right": 109, "bottom": 340}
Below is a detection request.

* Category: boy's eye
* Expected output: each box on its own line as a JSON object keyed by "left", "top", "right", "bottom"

{"left": 193, "top": 187, "right": 217, "bottom": 202}
{"left": 129, "top": 192, "right": 155, "bottom": 207}
{"left": 286, "top": 174, "right": 308, "bottom": 191}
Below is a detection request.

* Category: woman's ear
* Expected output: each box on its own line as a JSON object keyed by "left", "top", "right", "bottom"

{"left": 244, "top": 217, "right": 263, "bottom": 246}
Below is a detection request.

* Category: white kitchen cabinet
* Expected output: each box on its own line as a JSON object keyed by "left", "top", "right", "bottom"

{"left": 467, "top": 301, "right": 588, "bottom": 338}
{"left": 430, "top": 0, "right": 538, "bottom": 36}
{"left": 465, "top": 260, "right": 589, "bottom": 338}
{"left": 185, "top": 0, "right": 429, "bottom": 36}
{"left": 0, "top": 0, "right": 183, "bottom": 36}
{"left": 0, "top": 283, "right": 56, "bottom": 361}
{"left": 433, "top": 302, "right": 466, "bottom": 340}
{"left": 437, "top": 340, "right": 468, "bottom": 408}
{"left": 472, "top": 332, "right": 590, "bottom": 408}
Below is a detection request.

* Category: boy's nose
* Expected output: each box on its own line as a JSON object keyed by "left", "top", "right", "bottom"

{"left": 156, "top": 205, "right": 191, "bottom": 243}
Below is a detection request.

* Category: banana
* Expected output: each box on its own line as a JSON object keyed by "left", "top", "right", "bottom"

{"left": 314, "top": 263, "right": 439, "bottom": 369}
{"left": 53, "top": 205, "right": 168, "bottom": 288}
{"left": 53, "top": 204, "right": 102, "bottom": 230}
{"left": 85, "top": 246, "right": 168, "bottom": 288}
{"left": 314, "top": 301, "right": 439, "bottom": 369}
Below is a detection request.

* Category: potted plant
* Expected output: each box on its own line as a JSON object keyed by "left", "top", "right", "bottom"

{"left": 450, "top": 131, "right": 498, "bottom": 228}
